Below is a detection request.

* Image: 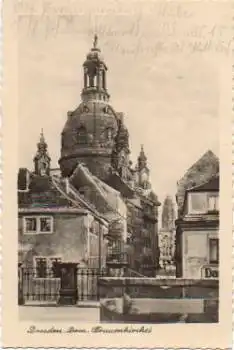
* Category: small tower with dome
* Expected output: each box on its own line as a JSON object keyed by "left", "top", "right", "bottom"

{"left": 135, "top": 145, "right": 151, "bottom": 190}
{"left": 34, "top": 129, "right": 51, "bottom": 177}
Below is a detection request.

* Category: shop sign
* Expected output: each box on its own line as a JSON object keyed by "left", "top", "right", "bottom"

{"left": 201, "top": 265, "right": 218, "bottom": 279}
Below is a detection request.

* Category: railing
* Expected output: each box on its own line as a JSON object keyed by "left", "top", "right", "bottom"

{"left": 19, "top": 267, "right": 108, "bottom": 304}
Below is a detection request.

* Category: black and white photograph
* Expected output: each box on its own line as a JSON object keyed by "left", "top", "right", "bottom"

{"left": 2, "top": 0, "right": 232, "bottom": 348}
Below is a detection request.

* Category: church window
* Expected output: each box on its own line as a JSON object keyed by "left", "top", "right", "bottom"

{"left": 103, "top": 106, "right": 109, "bottom": 113}
{"left": 106, "top": 128, "right": 113, "bottom": 140}
{"left": 83, "top": 105, "right": 89, "bottom": 113}
{"left": 77, "top": 126, "right": 88, "bottom": 144}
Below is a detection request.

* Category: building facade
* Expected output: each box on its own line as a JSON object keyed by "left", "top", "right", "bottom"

{"left": 18, "top": 131, "right": 109, "bottom": 271}
{"left": 175, "top": 151, "right": 219, "bottom": 279}
{"left": 18, "top": 36, "right": 161, "bottom": 277}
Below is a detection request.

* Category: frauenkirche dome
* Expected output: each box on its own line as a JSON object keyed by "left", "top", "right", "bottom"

{"left": 59, "top": 36, "right": 125, "bottom": 179}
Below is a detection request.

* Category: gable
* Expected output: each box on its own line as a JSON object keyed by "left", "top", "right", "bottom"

{"left": 176, "top": 150, "right": 219, "bottom": 214}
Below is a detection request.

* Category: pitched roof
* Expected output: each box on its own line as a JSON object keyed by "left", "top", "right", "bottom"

{"left": 176, "top": 150, "right": 219, "bottom": 214}
{"left": 17, "top": 171, "right": 108, "bottom": 224}
{"left": 188, "top": 174, "right": 219, "bottom": 192}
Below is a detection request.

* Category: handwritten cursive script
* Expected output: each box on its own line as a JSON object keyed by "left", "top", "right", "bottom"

{"left": 26, "top": 325, "right": 152, "bottom": 334}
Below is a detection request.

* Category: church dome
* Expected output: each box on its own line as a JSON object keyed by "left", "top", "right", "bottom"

{"left": 59, "top": 99, "right": 119, "bottom": 178}
{"left": 59, "top": 36, "right": 129, "bottom": 180}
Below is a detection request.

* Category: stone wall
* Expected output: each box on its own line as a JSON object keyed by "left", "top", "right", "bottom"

{"left": 99, "top": 277, "right": 218, "bottom": 323}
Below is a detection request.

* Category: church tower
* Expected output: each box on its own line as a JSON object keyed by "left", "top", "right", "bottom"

{"left": 135, "top": 145, "right": 151, "bottom": 190}
{"left": 59, "top": 36, "right": 130, "bottom": 181}
{"left": 34, "top": 129, "right": 51, "bottom": 176}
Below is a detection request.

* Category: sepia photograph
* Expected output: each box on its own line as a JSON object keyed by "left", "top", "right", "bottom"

{"left": 2, "top": 0, "right": 233, "bottom": 348}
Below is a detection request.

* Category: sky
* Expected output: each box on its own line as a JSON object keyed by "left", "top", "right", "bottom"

{"left": 17, "top": 1, "right": 230, "bottom": 214}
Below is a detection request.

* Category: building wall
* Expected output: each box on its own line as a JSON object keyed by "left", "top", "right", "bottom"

{"left": 182, "top": 229, "right": 218, "bottom": 279}
{"left": 126, "top": 199, "right": 159, "bottom": 275}
{"left": 19, "top": 212, "right": 106, "bottom": 268}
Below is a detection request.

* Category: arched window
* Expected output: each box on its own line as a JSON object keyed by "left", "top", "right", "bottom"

{"left": 77, "top": 126, "right": 87, "bottom": 145}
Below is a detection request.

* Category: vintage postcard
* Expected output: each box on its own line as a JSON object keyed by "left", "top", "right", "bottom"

{"left": 2, "top": 0, "right": 233, "bottom": 348}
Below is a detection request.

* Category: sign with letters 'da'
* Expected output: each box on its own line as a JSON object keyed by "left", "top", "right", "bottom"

{"left": 201, "top": 265, "right": 219, "bottom": 279}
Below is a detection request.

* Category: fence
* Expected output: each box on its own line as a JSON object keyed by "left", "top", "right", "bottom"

{"left": 19, "top": 267, "right": 107, "bottom": 304}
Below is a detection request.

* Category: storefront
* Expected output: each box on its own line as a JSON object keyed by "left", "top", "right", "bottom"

{"left": 175, "top": 175, "right": 219, "bottom": 279}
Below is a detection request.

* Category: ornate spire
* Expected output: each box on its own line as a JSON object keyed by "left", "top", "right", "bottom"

{"left": 34, "top": 129, "right": 51, "bottom": 176}
{"left": 93, "top": 34, "right": 98, "bottom": 50}
{"left": 137, "top": 145, "right": 147, "bottom": 170}
{"left": 36, "top": 129, "right": 48, "bottom": 153}
{"left": 135, "top": 145, "right": 151, "bottom": 190}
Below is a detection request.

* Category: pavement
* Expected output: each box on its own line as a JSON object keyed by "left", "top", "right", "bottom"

{"left": 19, "top": 305, "right": 100, "bottom": 322}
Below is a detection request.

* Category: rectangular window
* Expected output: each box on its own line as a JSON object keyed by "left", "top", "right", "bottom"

{"left": 34, "top": 257, "right": 62, "bottom": 278}
{"left": 25, "top": 217, "right": 37, "bottom": 233}
{"left": 35, "top": 257, "right": 47, "bottom": 278}
{"left": 189, "top": 193, "right": 208, "bottom": 213}
{"left": 209, "top": 238, "right": 219, "bottom": 264}
{"left": 23, "top": 216, "right": 53, "bottom": 234}
{"left": 208, "top": 195, "right": 219, "bottom": 212}
{"left": 39, "top": 217, "right": 53, "bottom": 233}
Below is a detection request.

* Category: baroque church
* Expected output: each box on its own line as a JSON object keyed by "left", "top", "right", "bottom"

{"left": 18, "top": 36, "right": 161, "bottom": 277}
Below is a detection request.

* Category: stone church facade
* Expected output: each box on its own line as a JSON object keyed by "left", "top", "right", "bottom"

{"left": 18, "top": 36, "right": 161, "bottom": 276}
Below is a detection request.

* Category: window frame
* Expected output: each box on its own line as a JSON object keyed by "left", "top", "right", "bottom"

{"left": 207, "top": 194, "right": 219, "bottom": 212}
{"left": 208, "top": 238, "right": 219, "bottom": 264}
{"left": 23, "top": 216, "right": 54, "bottom": 235}
{"left": 188, "top": 192, "right": 219, "bottom": 214}
{"left": 33, "top": 256, "right": 62, "bottom": 279}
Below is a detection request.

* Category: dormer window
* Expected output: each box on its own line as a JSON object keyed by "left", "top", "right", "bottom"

{"left": 188, "top": 192, "right": 219, "bottom": 214}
